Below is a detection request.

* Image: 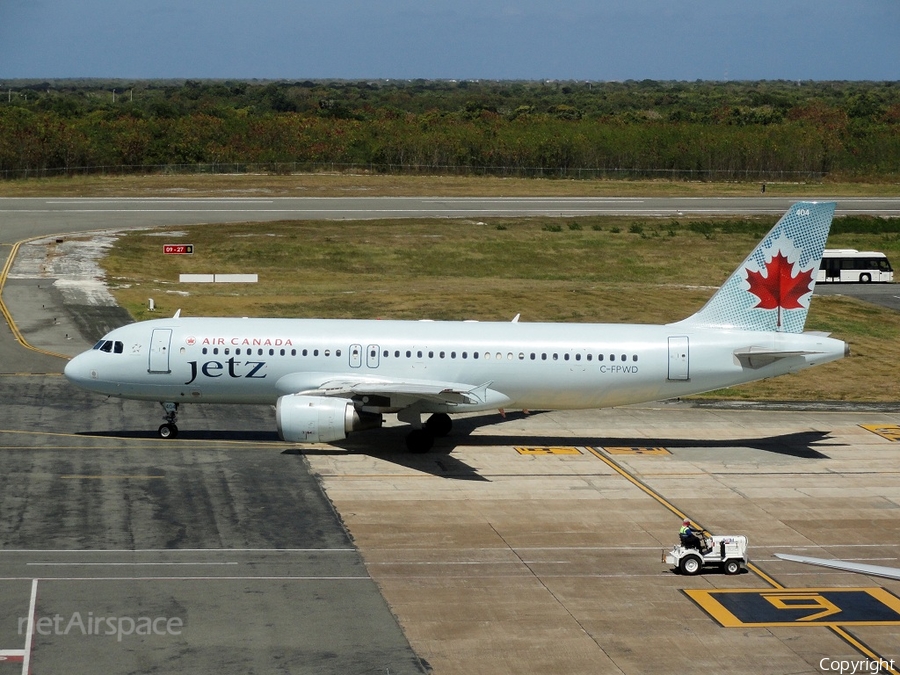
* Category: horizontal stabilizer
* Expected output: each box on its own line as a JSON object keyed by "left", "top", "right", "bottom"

{"left": 775, "top": 553, "right": 900, "bottom": 581}
{"left": 734, "top": 347, "right": 821, "bottom": 369}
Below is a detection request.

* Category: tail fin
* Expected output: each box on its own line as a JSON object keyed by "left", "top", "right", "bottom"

{"left": 675, "top": 201, "right": 836, "bottom": 333}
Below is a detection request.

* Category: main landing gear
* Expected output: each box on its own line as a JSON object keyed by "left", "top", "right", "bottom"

{"left": 404, "top": 413, "right": 453, "bottom": 453}
{"left": 158, "top": 402, "right": 179, "bottom": 439}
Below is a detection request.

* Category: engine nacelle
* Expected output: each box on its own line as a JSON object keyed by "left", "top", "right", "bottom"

{"left": 276, "top": 395, "right": 382, "bottom": 443}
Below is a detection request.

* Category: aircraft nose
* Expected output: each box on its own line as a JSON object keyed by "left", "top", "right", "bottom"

{"left": 64, "top": 352, "right": 93, "bottom": 387}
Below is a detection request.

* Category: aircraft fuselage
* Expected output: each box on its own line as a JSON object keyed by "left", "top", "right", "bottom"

{"left": 65, "top": 316, "right": 847, "bottom": 413}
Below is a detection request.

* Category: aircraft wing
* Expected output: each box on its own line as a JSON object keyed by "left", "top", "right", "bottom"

{"left": 294, "top": 376, "right": 507, "bottom": 408}
{"left": 774, "top": 553, "right": 900, "bottom": 581}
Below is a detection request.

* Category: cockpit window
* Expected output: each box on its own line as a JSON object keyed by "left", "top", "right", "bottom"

{"left": 96, "top": 340, "right": 124, "bottom": 354}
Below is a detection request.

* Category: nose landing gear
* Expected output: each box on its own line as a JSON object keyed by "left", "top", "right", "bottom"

{"left": 158, "top": 402, "right": 179, "bottom": 439}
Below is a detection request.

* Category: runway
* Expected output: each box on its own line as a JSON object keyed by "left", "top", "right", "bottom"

{"left": 2, "top": 196, "right": 900, "bottom": 242}
{"left": 2, "top": 195, "right": 900, "bottom": 673}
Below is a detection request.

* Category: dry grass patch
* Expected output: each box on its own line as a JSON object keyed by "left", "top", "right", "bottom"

{"left": 2, "top": 172, "right": 900, "bottom": 198}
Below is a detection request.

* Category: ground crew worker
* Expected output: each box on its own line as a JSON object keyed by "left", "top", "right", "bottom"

{"left": 679, "top": 519, "right": 705, "bottom": 551}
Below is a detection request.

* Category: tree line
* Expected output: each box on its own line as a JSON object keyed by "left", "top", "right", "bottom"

{"left": 1, "top": 79, "right": 898, "bottom": 180}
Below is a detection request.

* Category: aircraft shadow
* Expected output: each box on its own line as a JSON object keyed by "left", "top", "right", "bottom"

{"left": 295, "top": 413, "right": 837, "bottom": 480}
{"left": 294, "top": 426, "right": 490, "bottom": 481}
{"left": 80, "top": 412, "right": 836, "bottom": 481}
{"left": 444, "top": 430, "right": 835, "bottom": 459}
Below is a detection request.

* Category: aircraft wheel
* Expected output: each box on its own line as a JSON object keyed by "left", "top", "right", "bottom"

{"left": 724, "top": 560, "right": 741, "bottom": 575}
{"left": 405, "top": 428, "right": 434, "bottom": 453}
{"left": 680, "top": 554, "right": 702, "bottom": 576}
{"left": 158, "top": 423, "right": 178, "bottom": 439}
{"left": 425, "top": 413, "right": 452, "bottom": 437}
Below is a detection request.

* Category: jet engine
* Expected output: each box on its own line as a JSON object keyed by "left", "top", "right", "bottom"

{"left": 276, "top": 395, "right": 382, "bottom": 443}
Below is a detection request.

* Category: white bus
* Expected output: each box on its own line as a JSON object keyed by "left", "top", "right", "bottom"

{"left": 818, "top": 249, "right": 894, "bottom": 283}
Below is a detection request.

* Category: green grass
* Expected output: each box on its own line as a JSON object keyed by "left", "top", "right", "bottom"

{"left": 97, "top": 213, "right": 900, "bottom": 402}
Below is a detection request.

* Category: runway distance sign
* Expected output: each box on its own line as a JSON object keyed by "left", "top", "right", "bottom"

{"left": 684, "top": 587, "right": 900, "bottom": 627}
{"left": 163, "top": 244, "right": 194, "bottom": 255}
{"left": 860, "top": 424, "right": 900, "bottom": 442}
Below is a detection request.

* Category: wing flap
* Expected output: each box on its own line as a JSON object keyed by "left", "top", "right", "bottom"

{"left": 298, "top": 380, "right": 484, "bottom": 405}
{"left": 294, "top": 376, "right": 501, "bottom": 407}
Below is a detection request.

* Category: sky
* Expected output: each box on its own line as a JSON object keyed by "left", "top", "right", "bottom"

{"left": 1, "top": 1, "right": 898, "bottom": 81}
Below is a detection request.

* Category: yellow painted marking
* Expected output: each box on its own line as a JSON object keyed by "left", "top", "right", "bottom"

{"left": 0, "top": 237, "right": 71, "bottom": 361}
{"left": 602, "top": 446, "right": 670, "bottom": 456}
{"left": 860, "top": 424, "right": 900, "bottom": 442}
{"left": 586, "top": 446, "right": 692, "bottom": 522}
{"left": 685, "top": 587, "right": 900, "bottom": 628}
{"left": 61, "top": 475, "right": 165, "bottom": 480}
{"left": 0, "top": 428, "right": 272, "bottom": 447}
{"left": 515, "top": 446, "right": 582, "bottom": 455}
{"left": 764, "top": 591, "right": 842, "bottom": 621}
{"left": 1, "top": 373, "right": 65, "bottom": 377}
{"left": 745, "top": 561, "right": 784, "bottom": 589}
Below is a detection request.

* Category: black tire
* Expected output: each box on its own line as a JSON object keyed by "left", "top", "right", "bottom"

{"left": 860, "top": 273, "right": 872, "bottom": 283}
{"left": 158, "top": 423, "right": 178, "bottom": 439}
{"left": 679, "top": 555, "right": 702, "bottom": 576}
{"left": 405, "top": 428, "right": 434, "bottom": 453}
{"left": 724, "top": 559, "right": 741, "bottom": 575}
{"left": 425, "top": 413, "right": 453, "bottom": 437}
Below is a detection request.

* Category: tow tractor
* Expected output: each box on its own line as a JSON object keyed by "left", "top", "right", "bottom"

{"left": 664, "top": 533, "right": 749, "bottom": 575}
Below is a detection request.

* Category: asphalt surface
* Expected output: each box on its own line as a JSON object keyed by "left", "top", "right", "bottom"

{"left": 0, "top": 376, "right": 428, "bottom": 674}
{"left": 815, "top": 279, "right": 900, "bottom": 312}
{"left": 2, "top": 196, "right": 900, "bottom": 241}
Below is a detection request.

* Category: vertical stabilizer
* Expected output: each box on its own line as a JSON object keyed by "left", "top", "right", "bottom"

{"left": 674, "top": 201, "right": 835, "bottom": 333}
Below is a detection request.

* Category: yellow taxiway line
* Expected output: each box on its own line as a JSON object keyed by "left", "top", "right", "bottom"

{"left": 0, "top": 236, "right": 71, "bottom": 361}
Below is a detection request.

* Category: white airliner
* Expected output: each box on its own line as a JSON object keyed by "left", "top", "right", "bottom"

{"left": 64, "top": 202, "right": 848, "bottom": 452}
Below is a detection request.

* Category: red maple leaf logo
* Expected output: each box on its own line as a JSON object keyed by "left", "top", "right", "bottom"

{"left": 745, "top": 251, "right": 814, "bottom": 326}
